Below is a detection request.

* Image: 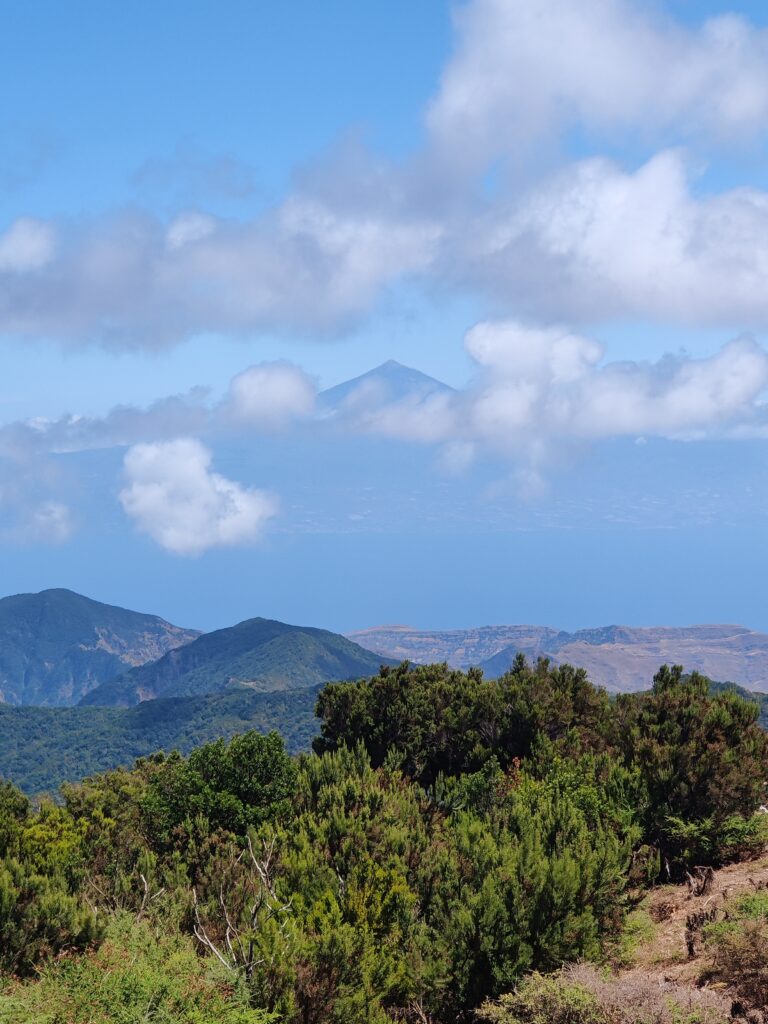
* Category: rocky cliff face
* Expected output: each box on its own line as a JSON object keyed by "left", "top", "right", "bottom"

{"left": 348, "top": 623, "right": 768, "bottom": 692}
{"left": 0, "top": 589, "right": 200, "bottom": 706}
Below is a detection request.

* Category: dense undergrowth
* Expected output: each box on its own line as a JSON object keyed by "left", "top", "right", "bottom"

{"left": 0, "top": 659, "right": 766, "bottom": 1022}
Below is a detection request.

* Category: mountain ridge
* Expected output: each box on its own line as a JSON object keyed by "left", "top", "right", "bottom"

{"left": 0, "top": 588, "right": 200, "bottom": 706}
{"left": 81, "top": 615, "right": 396, "bottom": 706}
{"left": 347, "top": 622, "right": 768, "bottom": 693}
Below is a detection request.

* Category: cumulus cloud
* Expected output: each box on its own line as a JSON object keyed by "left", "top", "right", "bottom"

{"left": 461, "top": 322, "right": 768, "bottom": 449}
{"left": 454, "top": 150, "right": 768, "bottom": 325}
{"left": 225, "top": 361, "right": 316, "bottom": 428}
{"left": 119, "top": 439, "right": 278, "bottom": 556}
{"left": 8, "top": 151, "right": 768, "bottom": 341}
{"left": 428, "top": 0, "right": 768, "bottom": 167}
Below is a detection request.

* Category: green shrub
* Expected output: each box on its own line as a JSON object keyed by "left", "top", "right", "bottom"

{"left": 140, "top": 731, "right": 298, "bottom": 847}
{"left": 0, "top": 914, "right": 277, "bottom": 1024}
{"left": 478, "top": 965, "right": 731, "bottom": 1024}
{"left": 476, "top": 972, "right": 606, "bottom": 1024}
{"left": 612, "top": 907, "right": 655, "bottom": 968}
{"left": 615, "top": 668, "right": 768, "bottom": 872}
{"left": 0, "top": 857, "right": 101, "bottom": 976}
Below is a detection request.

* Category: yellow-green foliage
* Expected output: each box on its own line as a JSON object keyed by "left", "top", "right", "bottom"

{"left": 477, "top": 973, "right": 605, "bottom": 1024}
{"left": 0, "top": 914, "right": 276, "bottom": 1024}
{"left": 613, "top": 906, "right": 655, "bottom": 967}
{"left": 477, "top": 965, "right": 731, "bottom": 1024}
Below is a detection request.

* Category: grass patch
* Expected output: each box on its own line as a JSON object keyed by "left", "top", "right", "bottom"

{"left": 612, "top": 906, "right": 656, "bottom": 967}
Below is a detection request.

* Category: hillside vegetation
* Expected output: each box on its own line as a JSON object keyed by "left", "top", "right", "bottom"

{"left": 0, "top": 685, "right": 319, "bottom": 794}
{"left": 0, "top": 664, "right": 763, "bottom": 796}
{"left": 81, "top": 616, "right": 394, "bottom": 706}
{"left": 0, "top": 588, "right": 198, "bottom": 706}
{"left": 0, "top": 659, "right": 766, "bottom": 1023}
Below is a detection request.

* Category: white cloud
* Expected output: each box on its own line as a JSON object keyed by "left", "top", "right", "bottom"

{"left": 453, "top": 150, "right": 768, "bottom": 325}
{"left": 0, "top": 361, "right": 317, "bottom": 459}
{"left": 462, "top": 321, "right": 768, "bottom": 448}
{"left": 0, "top": 390, "right": 211, "bottom": 458}
{"left": 346, "top": 322, "right": 768, "bottom": 466}
{"left": 119, "top": 439, "right": 278, "bottom": 555}
{"left": 4, "top": 4, "right": 768, "bottom": 343}
{"left": 0, "top": 218, "right": 55, "bottom": 272}
{"left": 165, "top": 211, "right": 216, "bottom": 250}
{"left": 225, "top": 361, "right": 316, "bottom": 428}
{"left": 7, "top": 148, "right": 768, "bottom": 341}
{"left": 0, "top": 200, "right": 440, "bottom": 346}
{"left": 428, "top": 0, "right": 768, "bottom": 167}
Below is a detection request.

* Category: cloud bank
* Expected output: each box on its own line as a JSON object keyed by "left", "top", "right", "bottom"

{"left": 343, "top": 326, "right": 768, "bottom": 467}
{"left": 4, "top": 2, "right": 768, "bottom": 344}
{"left": 0, "top": 203, "right": 440, "bottom": 346}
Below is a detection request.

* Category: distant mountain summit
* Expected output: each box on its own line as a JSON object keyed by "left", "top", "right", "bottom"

{"left": 318, "top": 360, "right": 453, "bottom": 415}
{"left": 347, "top": 622, "right": 768, "bottom": 693}
{"left": 81, "top": 616, "right": 395, "bottom": 707}
{"left": 0, "top": 589, "right": 199, "bottom": 706}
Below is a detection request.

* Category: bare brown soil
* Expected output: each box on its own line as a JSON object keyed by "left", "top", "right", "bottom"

{"left": 620, "top": 851, "right": 768, "bottom": 1011}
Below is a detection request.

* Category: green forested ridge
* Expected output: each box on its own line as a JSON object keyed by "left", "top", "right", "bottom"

{"left": 0, "top": 685, "right": 320, "bottom": 794}
{"left": 0, "top": 588, "right": 199, "bottom": 706}
{"left": 0, "top": 663, "right": 764, "bottom": 800}
{"left": 0, "top": 659, "right": 765, "bottom": 1023}
{"left": 80, "top": 616, "right": 395, "bottom": 706}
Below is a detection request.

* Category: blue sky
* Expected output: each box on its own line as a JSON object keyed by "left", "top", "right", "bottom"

{"left": 4, "top": 0, "right": 768, "bottom": 634}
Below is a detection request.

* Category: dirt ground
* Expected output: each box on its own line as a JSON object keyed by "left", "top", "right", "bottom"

{"left": 621, "top": 851, "right": 768, "bottom": 996}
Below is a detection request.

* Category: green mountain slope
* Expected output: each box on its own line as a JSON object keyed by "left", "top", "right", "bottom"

{"left": 0, "top": 589, "right": 199, "bottom": 706}
{"left": 80, "top": 616, "right": 394, "bottom": 706}
{"left": 0, "top": 685, "right": 320, "bottom": 793}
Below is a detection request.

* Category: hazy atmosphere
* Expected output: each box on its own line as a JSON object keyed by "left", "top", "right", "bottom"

{"left": 3, "top": 5, "right": 768, "bottom": 1023}
{"left": 3, "top": 0, "right": 768, "bottom": 632}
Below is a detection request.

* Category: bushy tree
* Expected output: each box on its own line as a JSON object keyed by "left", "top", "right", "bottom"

{"left": 314, "top": 658, "right": 614, "bottom": 786}
{"left": 615, "top": 666, "right": 768, "bottom": 869}
{"left": 140, "top": 730, "right": 298, "bottom": 847}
